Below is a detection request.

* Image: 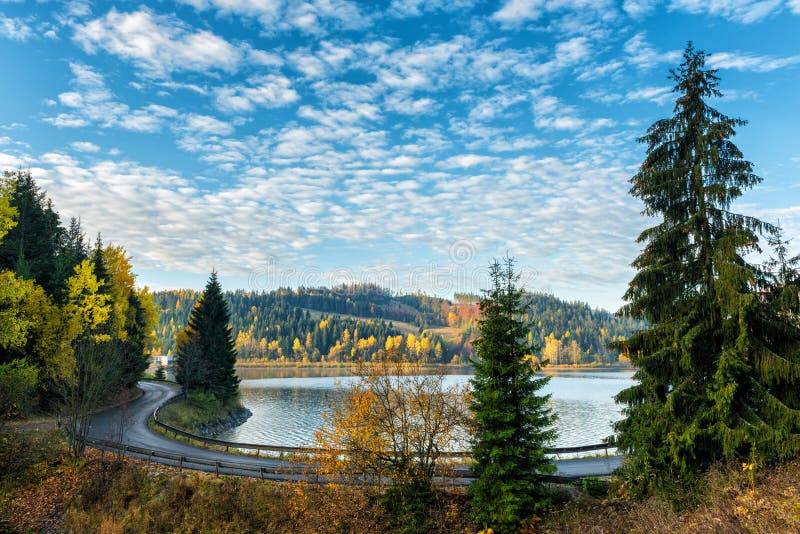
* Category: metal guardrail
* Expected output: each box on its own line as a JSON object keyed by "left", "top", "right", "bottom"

{"left": 87, "top": 436, "right": 598, "bottom": 485}
{"left": 87, "top": 437, "right": 316, "bottom": 480}
{"left": 151, "top": 392, "right": 616, "bottom": 459}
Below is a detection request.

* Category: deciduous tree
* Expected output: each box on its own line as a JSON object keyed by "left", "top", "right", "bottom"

{"left": 316, "top": 357, "right": 468, "bottom": 533}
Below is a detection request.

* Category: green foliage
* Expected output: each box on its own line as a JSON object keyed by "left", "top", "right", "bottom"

{"left": 0, "top": 271, "right": 72, "bottom": 402}
{"left": 581, "top": 477, "right": 610, "bottom": 498}
{"left": 0, "top": 359, "right": 38, "bottom": 427}
{"left": 469, "top": 258, "right": 557, "bottom": 534}
{"left": 0, "top": 171, "right": 157, "bottom": 411}
{"left": 0, "top": 189, "right": 16, "bottom": 244}
{"left": 157, "top": 391, "right": 238, "bottom": 433}
{"left": 0, "top": 170, "right": 65, "bottom": 297}
{"left": 154, "top": 364, "right": 166, "bottom": 381}
{"left": 614, "top": 44, "right": 800, "bottom": 497}
{"left": 175, "top": 272, "right": 239, "bottom": 402}
{"left": 381, "top": 480, "right": 437, "bottom": 534}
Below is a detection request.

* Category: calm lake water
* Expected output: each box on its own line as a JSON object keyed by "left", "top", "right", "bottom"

{"left": 217, "top": 367, "right": 635, "bottom": 449}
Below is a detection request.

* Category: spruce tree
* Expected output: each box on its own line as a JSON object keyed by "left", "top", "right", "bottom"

{"left": 615, "top": 44, "right": 800, "bottom": 495}
{"left": 469, "top": 258, "right": 556, "bottom": 533}
{"left": 154, "top": 363, "right": 166, "bottom": 381}
{"left": 175, "top": 272, "right": 239, "bottom": 402}
{"left": 54, "top": 218, "right": 88, "bottom": 301}
{"left": 0, "top": 170, "right": 65, "bottom": 296}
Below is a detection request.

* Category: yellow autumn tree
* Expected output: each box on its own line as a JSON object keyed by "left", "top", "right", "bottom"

{"left": 315, "top": 356, "right": 469, "bottom": 527}
{"left": 0, "top": 271, "right": 72, "bottom": 388}
{"left": 60, "top": 259, "right": 119, "bottom": 458}
{"left": 0, "top": 190, "right": 16, "bottom": 243}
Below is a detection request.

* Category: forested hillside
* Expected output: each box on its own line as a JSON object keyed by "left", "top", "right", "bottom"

{"left": 152, "top": 285, "right": 643, "bottom": 365}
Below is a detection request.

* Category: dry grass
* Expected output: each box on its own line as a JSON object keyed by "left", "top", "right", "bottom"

{"left": 3, "top": 429, "right": 800, "bottom": 533}
{"left": 541, "top": 459, "right": 800, "bottom": 533}
{"left": 1, "top": 429, "right": 470, "bottom": 533}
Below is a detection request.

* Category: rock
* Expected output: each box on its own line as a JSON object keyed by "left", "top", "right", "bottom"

{"left": 197, "top": 407, "right": 253, "bottom": 438}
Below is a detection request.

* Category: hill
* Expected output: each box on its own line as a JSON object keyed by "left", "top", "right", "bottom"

{"left": 151, "top": 284, "right": 644, "bottom": 365}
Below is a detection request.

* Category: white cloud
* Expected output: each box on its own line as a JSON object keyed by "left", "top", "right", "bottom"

{"left": 622, "top": 0, "right": 657, "bottom": 17}
{"left": 532, "top": 92, "right": 589, "bottom": 131}
{"left": 0, "top": 14, "right": 33, "bottom": 41}
{"left": 388, "top": 0, "right": 477, "bottom": 18}
{"left": 70, "top": 141, "right": 100, "bottom": 153}
{"left": 576, "top": 60, "right": 624, "bottom": 81}
{"left": 44, "top": 63, "right": 178, "bottom": 133}
{"left": 176, "top": 113, "right": 235, "bottom": 137}
{"left": 517, "top": 37, "right": 592, "bottom": 80}
{"left": 214, "top": 75, "right": 300, "bottom": 113}
{"left": 492, "top": 0, "right": 545, "bottom": 25}
{"left": 439, "top": 154, "right": 497, "bottom": 168}
{"left": 708, "top": 51, "right": 800, "bottom": 72}
{"left": 790, "top": 0, "right": 800, "bottom": 14}
{"left": 176, "top": 0, "right": 371, "bottom": 34}
{"left": 73, "top": 8, "right": 243, "bottom": 78}
{"left": 624, "top": 32, "right": 681, "bottom": 69}
{"left": 625, "top": 85, "right": 673, "bottom": 105}
{"left": 384, "top": 93, "right": 438, "bottom": 115}
{"left": 669, "top": 0, "right": 784, "bottom": 23}
{"left": 536, "top": 115, "right": 586, "bottom": 130}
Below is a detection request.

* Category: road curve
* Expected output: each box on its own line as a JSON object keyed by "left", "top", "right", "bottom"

{"left": 88, "top": 381, "right": 623, "bottom": 480}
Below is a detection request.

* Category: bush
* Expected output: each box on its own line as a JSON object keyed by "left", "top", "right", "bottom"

{"left": 0, "top": 430, "right": 68, "bottom": 489}
{"left": 0, "top": 359, "right": 38, "bottom": 429}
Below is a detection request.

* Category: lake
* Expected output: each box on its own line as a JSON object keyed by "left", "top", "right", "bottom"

{"left": 217, "top": 367, "right": 635, "bottom": 449}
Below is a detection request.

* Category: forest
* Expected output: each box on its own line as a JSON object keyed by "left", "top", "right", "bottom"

{"left": 152, "top": 284, "right": 644, "bottom": 365}
{"left": 0, "top": 170, "right": 157, "bottom": 419}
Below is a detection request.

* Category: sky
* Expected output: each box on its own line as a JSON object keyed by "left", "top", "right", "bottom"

{"left": 0, "top": 0, "right": 799, "bottom": 311}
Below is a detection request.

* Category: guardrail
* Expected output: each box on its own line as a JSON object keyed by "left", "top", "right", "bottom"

{"left": 152, "top": 392, "right": 616, "bottom": 460}
{"left": 88, "top": 436, "right": 600, "bottom": 485}
{"left": 87, "top": 437, "right": 318, "bottom": 481}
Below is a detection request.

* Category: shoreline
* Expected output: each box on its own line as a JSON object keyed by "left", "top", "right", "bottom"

{"left": 234, "top": 361, "right": 633, "bottom": 371}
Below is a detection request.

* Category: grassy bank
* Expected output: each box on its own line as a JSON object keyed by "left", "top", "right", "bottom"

{"left": 156, "top": 392, "right": 244, "bottom": 435}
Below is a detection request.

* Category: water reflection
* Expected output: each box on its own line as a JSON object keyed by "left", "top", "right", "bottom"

{"left": 220, "top": 368, "right": 635, "bottom": 448}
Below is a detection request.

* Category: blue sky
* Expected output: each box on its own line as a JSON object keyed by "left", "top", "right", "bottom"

{"left": 1, "top": 0, "right": 798, "bottom": 311}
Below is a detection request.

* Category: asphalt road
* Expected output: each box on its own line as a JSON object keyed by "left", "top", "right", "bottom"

{"left": 88, "top": 381, "right": 623, "bottom": 480}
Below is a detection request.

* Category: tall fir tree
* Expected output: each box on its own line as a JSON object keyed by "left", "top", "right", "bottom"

{"left": 175, "top": 271, "right": 239, "bottom": 402}
{"left": 614, "top": 44, "right": 800, "bottom": 495}
{"left": 55, "top": 217, "right": 88, "bottom": 294}
{"left": 469, "top": 258, "right": 556, "bottom": 534}
{"left": 0, "top": 170, "right": 65, "bottom": 296}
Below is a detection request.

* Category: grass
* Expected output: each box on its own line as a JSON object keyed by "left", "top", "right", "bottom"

{"left": 156, "top": 392, "right": 244, "bottom": 435}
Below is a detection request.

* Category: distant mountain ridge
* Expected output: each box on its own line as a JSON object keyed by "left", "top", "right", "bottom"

{"left": 151, "top": 284, "right": 643, "bottom": 365}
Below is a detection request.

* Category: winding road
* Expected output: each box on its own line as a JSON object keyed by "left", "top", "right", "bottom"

{"left": 88, "top": 381, "right": 623, "bottom": 481}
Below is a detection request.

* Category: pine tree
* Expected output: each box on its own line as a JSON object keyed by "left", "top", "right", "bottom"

{"left": 615, "top": 44, "right": 800, "bottom": 495}
{"left": 175, "top": 272, "right": 239, "bottom": 402}
{"left": 469, "top": 258, "right": 556, "bottom": 533}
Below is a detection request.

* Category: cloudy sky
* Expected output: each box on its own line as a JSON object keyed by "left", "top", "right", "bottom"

{"left": 1, "top": 0, "right": 798, "bottom": 310}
